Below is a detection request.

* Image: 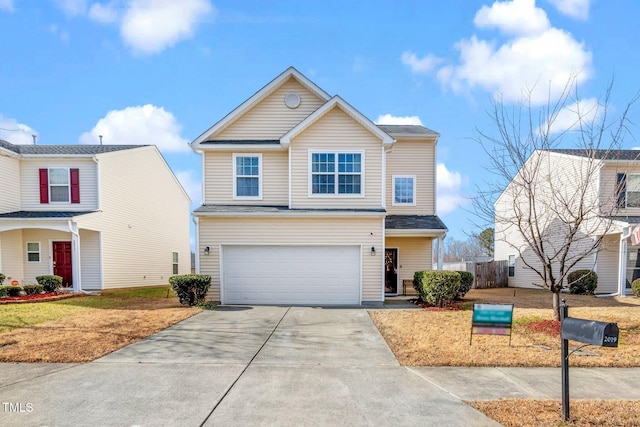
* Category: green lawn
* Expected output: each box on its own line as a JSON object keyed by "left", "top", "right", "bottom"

{"left": 0, "top": 286, "right": 175, "bottom": 333}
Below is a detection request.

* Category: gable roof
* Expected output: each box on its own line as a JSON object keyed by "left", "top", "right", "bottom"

{"left": 280, "top": 95, "right": 395, "bottom": 148}
{"left": 191, "top": 67, "right": 332, "bottom": 147}
{"left": 0, "top": 139, "right": 147, "bottom": 156}
{"left": 547, "top": 149, "right": 640, "bottom": 161}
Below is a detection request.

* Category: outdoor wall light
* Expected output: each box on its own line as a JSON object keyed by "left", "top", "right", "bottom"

{"left": 370, "top": 246, "right": 376, "bottom": 256}
{"left": 204, "top": 246, "right": 210, "bottom": 255}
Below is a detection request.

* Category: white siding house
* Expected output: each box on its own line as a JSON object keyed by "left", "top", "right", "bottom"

{"left": 191, "top": 67, "right": 447, "bottom": 306}
{"left": 0, "top": 140, "right": 191, "bottom": 291}
{"left": 495, "top": 149, "right": 640, "bottom": 296}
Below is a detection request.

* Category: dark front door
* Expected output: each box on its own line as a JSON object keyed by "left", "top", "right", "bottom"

{"left": 385, "top": 248, "right": 398, "bottom": 294}
{"left": 53, "top": 241, "right": 73, "bottom": 288}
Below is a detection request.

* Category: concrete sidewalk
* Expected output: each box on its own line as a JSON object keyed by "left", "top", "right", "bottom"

{"left": 0, "top": 306, "right": 636, "bottom": 426}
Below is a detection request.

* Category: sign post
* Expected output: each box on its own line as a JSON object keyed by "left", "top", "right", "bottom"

{"left": 470, "top": 303, "right": 514, "bottom": 345}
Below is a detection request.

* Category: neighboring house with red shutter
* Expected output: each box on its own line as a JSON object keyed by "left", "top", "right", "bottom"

{"left": 0, "top": 140, "right": 191, "bottom": 291}
{"left": 191, "top": 67, "right": 447, "bottom": 306}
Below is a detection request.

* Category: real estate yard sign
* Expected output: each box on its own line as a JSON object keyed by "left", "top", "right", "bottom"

{"left": 470, "top": 303, "right": 514, "bottom": 345}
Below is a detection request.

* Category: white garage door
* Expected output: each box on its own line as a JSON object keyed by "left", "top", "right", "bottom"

{"left": 222, "top": 245, "right": 361, "bottom": 305}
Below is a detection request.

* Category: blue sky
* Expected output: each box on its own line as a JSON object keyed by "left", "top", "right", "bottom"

{"left": 1, "top": 0, "right": 639, "bottom": 246}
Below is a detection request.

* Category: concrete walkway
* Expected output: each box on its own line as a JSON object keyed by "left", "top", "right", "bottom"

{"left": 0, "top": 306, "right": 636, "bottom": 426}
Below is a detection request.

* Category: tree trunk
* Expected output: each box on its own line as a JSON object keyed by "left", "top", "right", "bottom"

{"left": 552, "top": 291, "right": 561, "bottom": 321}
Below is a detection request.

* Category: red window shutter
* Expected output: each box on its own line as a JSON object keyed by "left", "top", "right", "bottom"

{"left": 39, "top": 169, "right": 49, "bottom": 204}
{"left": 70, "top": 168, "right": 80, "bottom": 203}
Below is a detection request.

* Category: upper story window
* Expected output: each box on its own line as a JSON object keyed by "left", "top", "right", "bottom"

{"left": 310, "top": 151, "right": 363, "bottom": 196}
{"left": 393, "top": 175, "right": 416, "bottom": 206}
{"left": 39, "top": 168, "right": 80, "bottom": 204}
{"left": 617, "top": 173, "right": 640, "bottom": 208}
{"left": 233, "top": 154, "right": 261, "bottom": 199}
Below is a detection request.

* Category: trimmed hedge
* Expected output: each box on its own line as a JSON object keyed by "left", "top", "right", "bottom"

{"left": 414, "top": 270, "right": 461, "bottom": 307}
{"left": 23, "top": 284, "right": 44, "bottom": 295}
{"left": 0, "top": 273, "right": 5, "bottom": 285}
{"left": 567, "top": 270, "right": 598, "bottom": 295}
{"left": 632, "top": 278, "right": 640, "bottom": 297}
{"left": 456, "top": 271, "right": 474, "bottom": 299}
{"left": 36, "top": 275, "right": 63, "bottom": 293}
{"left": 0, "top": 285, "right": 22, "bottom": 297}
{"left": 169, "top": 274, "right": 212, "bottom": 306}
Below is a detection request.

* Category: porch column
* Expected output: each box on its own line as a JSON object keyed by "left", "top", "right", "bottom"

{"left": 69, "top": 221, "right": 82, "bottom": 292}
{"left": 619, "top": 233, "right": 628, "bottom": 297}
{"left": 437, "top": 234, "right": 445, "bottom": 270}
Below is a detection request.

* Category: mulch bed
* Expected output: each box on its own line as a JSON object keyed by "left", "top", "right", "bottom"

{"left": 0, "top": 292, "right": 79, "bottom": 304}
{"left": 524, "top": 320, "right": 561, "bottom": 337}
{"left": 409, "top": 298, "right": 468, "bottom": 311}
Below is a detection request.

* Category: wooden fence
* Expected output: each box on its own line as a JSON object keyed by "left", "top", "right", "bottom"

{"left": 441, "top": 260, "right": 508, "bottom": 289}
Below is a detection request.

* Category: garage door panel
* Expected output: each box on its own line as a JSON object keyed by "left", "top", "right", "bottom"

{"left": 222, "top": 245, "right": 360, "bottom": 305}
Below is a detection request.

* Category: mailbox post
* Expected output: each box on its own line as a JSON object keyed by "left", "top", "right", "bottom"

{"left": 560, "top": 299, "right": 619, "bottom": 421}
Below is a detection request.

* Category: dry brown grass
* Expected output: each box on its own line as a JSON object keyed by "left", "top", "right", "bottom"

{"left": 0, "top": 293, "right": 201, "bottom": 362}
{"left": 369, "top": 288, "right": 640, "bottom": 367}
{"left": 468, "top": 399, "right": 640, "bottom": 426}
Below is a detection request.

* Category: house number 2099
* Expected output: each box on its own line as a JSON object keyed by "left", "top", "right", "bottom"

{"left": 604, "top": 336, "right": 617, "bottom": 344}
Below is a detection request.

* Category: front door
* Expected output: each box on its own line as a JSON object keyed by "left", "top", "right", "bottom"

{"left": 385, "top": 248, "right": 398, "bottom": 294}
{"left": 53, "top": 241, "right": 73, "bottom": 288}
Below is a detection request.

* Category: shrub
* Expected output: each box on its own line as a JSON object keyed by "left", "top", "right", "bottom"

{"left": 567, "top": 270, "right": 598, "bottom": 295}
{"left": 456, "top": 271, "right": 474, "bottom": 299}
{"left": 0, "top": 285, "right": 23, "bottom": 297}
{"left": 169, "top": 274, "right": 212, "bottom": 306}
{"left": 23, "top": 284, "right": 44, "bottom": 295}
{"left": 414, "top": 270, "right": 461, "bottom": 307}
{"left": 36, "top": 275, "right": 63, "bottom": 293}
{"left": 632, "top": 279, "right": 640, "bottom": 297}
{"left": 0, "top": 285, "right": 12, "bottom": 297}
{"left": 0, "top": 273, "right": 5, "bottom": 285}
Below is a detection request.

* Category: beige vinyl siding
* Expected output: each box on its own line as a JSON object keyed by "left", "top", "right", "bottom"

{"left": 290, "top": 108, "right": 383, "bottom": 209}
{"left": 385, "top": 237, "right": 433, "bottom": 289}
{"left": 204, "top": 150, "right": 288, "bottom": 205}
{"left": 79, "top": 229, "right": 102, "bottom": 290}
{"left": 0, "top": 155, "right": 21, "bottom": 213}
{"left": 20, "top": 158, "right": 98, "bottom": 211}
{"left": 0, "top": 230, "right": 25, "bottom": 284}
{"left": 215, "top": 78, "right": 326, "bottom": 140}
{"left": 198, "top": 216, "right": 384, "bottom": 302}
{"left": 77, "top": 147, "right": 191, "bottom": 289}
{"left": 600, "top": 163, "right": 640, "bottom": 215}
{"left": 23, "top": 229, "right": 72, "bottom": 284}
{"left": 597, "top": 233, "right": 620, "bottom": 294}
{"left": 386, "top": 139, "right": 436, "bottom": 214}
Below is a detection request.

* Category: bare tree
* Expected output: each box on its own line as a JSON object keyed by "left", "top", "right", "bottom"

{"left": 473, "top": 77, "right": 638, "bottom": 320}
{"left": 443, "top": 236, "right": 484, "bottom": 262}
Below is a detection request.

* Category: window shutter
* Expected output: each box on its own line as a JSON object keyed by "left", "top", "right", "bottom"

{"left": 617, "top": 173, "right": 627, "bottom": 208}
{"left": 70, "top": 168, "right": 80, "bottom": 204}
{"left": 39, "top": 169, "right": 49, "bottom": 204}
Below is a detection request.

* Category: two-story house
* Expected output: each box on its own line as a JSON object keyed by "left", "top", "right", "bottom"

{"left": 494, "top": 149, "right": 639, "bottom": 296}
{"left": 0, "top": 140, "right": 191, "bottom": 291}
{"left": 191, "top": 67, "right": 447, "bottom": 306}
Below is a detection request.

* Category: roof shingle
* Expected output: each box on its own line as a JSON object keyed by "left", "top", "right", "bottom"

{"left": 0, "top": 139, "right": 147, "bottom": 155}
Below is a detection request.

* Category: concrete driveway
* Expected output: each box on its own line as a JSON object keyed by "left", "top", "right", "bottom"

{"left": 0, "top": 306, "right": 500, "bottom": 426}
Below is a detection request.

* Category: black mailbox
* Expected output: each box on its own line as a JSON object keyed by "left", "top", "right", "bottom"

{"left": 561, "top": 317, "right": 619, "bottom": 347}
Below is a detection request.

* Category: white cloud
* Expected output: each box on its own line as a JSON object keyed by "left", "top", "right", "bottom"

{"left": 547, "top": 0, "right": 590, "bottom": 20}
{"left": 0, "top": 0, "right": 13, "bottom": 11}
{"left": 79, "top": 104, "right": 190, "bottom": 153}
{"left": 120, "top": 0, "right": 214, "bottom": 55}
{"left": 406, "top": 1, "right": 592, "bottom": 106}
{"left": 53, "top": 0, "right": 87, "bottom": 16}
{"left": 175, "top": 169, "right": 201, "bottom": 206}
{"left": 401, "top": 51, "right": 442, "bottom": 74}
{"left": 88, "top": 1, "right": 120, "bottom": 24}
{"left": 375, "top": 114, "right": 423, "bottom": 126}
{"left": 0, "top": 115, "right": 38, "bottom": 145}
{"left": 474, "top": 0, "right": 550, "bottom": 36}
{"left": 437, "top": 163, "right": 468, "bottom": 215}
{"left": 437, "top": 28, "right": 592, "bottom": 105}
{"left": 544, "top": 97, "right": 599, "bottom": 134}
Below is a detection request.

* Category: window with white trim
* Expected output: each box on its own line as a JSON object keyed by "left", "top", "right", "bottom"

{"left": 393, "top": 175, "right": 416, "bottom": 205}
{"left": 508, "top": 255, "right": 516, "bottom": 277}
{"left": 172, "top": 252, "right": 179, "bottom": 275}
{"left": 233, "top": 154, "right": 261, "bottom": 199}
{"left": 49, "top": 168, "right": 70, "bottom": 202}
{"left": 617, "top": 173, "right": 640, "bottom": 208}
{"left": 27, "top": 242, "right": 41, "bottom": 262}
{"left": 310, "top": 151, "right": 362, "bottom": 195}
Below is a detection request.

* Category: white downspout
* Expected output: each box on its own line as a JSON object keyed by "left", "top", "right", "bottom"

{"left": 618, "top": 227, "right": 631, "bottom": 298}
